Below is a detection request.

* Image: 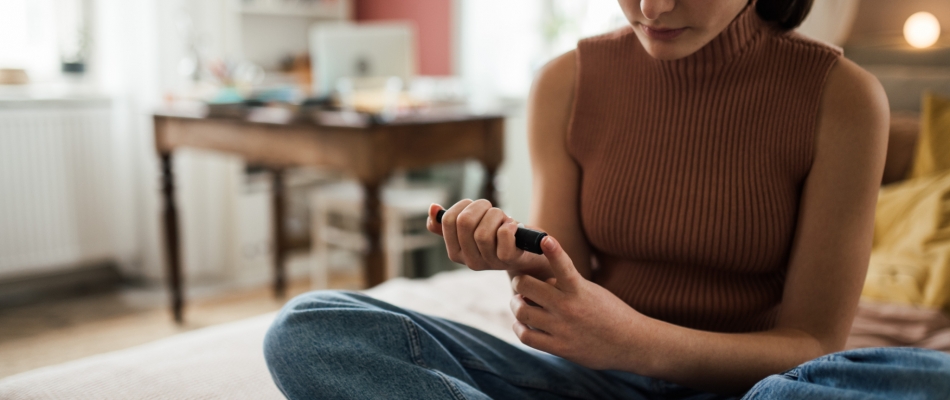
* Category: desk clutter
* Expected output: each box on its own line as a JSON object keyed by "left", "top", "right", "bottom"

{"left": 165, "top": 17, "right": 476, "bottom": 127}
{"left": 165, "top": 74, "right": 470, "bottom": 128}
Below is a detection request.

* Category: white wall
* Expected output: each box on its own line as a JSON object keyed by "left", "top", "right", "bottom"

{"left": 797, "top": 0, "right": 860, "bottom": 45}
{"left": 457, "top": 0, "right": 626, "bottom": 223}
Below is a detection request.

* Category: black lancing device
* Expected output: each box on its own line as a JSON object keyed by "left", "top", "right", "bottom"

{"left": 436, "top": 209, "right": 548, "bottom": 255}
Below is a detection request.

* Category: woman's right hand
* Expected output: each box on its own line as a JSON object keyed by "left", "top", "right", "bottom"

{"left": 426, "top": 199, "right": 550, "bottom": 277}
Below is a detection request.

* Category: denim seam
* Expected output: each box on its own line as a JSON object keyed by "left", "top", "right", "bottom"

{"left": 457, "top": 357, "right": 589, "bottom": 399}
{"left": 399, "top": 314, "right": 429, "bottom": 368}
{"left": 434, "top": 370, "right": 471, "bottom": 400}
{"left": 399, "top": 315, "right": 469, "bottom": 400}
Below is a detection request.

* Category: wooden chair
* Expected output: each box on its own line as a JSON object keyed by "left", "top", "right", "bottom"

{"left": 310, "top": 181, "right": 448, "bottom": 289}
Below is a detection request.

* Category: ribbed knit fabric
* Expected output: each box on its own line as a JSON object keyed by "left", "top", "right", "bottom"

{"left": 568, "top": 5, "right": 842, "bottom": 333}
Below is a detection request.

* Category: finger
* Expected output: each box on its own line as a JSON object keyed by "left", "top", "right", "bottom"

{"left": 474, "top": 208, "right": 508, "bottom": 265}
{"left": 426, "top": 204, "right": 443, "bottom": 236}
{"left": 541, "top": 236, "right": 581, "bottom": 292}
{"left": 455, "top": 199, "right": 493, "bottom": 268}
{"left": 510, "top": 294, "right": 557, "bottom": 332}
{"left": 513, "top": 321, "right": 557, "bottom": 353}
{"left": 511, "top": 274, "right": 560, "bottom": 307}
{"left": 441, "top": 199, "right": 473, "bottom": 265}
{"left": 496, "top": 219, "right": 525, "bottom": 263}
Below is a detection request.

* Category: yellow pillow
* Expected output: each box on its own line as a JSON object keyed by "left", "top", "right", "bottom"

{"left": 863, "top": 170, "right": 950, "bottom": 311}
{"left": 909, "top": 92, "right": 950, "bottom": 179}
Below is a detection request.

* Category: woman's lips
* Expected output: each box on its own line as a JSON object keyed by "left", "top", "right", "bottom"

{"left": 640, "top": 24, "right": 687, "bottom": 40}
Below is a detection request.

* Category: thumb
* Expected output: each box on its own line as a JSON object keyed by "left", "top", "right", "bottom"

{"left": 541, "top": 236, "right": 580, "bottom": 292}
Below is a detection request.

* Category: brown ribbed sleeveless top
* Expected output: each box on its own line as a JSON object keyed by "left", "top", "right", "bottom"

{"left": 568, "top": 6, "right": 842, "bottom": 333}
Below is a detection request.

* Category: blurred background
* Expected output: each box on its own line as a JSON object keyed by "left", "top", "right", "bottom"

{"left": 1, "top": 0, "right": 948, "bottom": 380}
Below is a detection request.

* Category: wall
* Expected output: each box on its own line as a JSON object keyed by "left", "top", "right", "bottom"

{"left": 354, "top": 0, "right": 453, "bottom": 76}
{"left": 848, "top": 0, "right": 950, "bottom": 44}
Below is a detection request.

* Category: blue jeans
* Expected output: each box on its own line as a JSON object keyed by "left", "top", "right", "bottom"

{"left": 263, "top": 291, "right": 950, "bottom": 399}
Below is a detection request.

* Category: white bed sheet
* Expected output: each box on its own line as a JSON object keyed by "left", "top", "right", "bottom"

{"left": 0, "top": 269, "right": 515, "bottom": 400}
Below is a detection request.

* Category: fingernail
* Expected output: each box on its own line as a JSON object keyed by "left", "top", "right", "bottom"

{"left": 543, "top": 236, "right": 557, "bottom": 252}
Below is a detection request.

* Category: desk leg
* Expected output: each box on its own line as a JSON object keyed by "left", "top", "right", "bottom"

{"left": 484, "top": 165, "right": 500, "bottom": 206}
{"left": 483, "top": 117, "right": 504, "bottom": 206}
{"left": 160, "top": 153, "right": 184, "bottom": 323}
{"left": 362, "top": 182, "right": 385, "bottom": 288}
{"left": 271, "top": 168, "right": 287, "bottom": 298}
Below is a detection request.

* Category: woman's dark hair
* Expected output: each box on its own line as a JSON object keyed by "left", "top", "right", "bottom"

{"left": 755, "top": 0, "right": 814, "bottom": 30}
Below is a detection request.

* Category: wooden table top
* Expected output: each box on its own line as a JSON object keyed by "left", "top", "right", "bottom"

{"left": 153, "top": 105, "right": 506, "bottom": 184}
{"left": 154, "top": 105, "right": 504, "bottom": 129}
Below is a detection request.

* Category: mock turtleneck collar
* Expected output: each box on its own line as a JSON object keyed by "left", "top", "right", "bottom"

{"left": 654, "top": 3, "right": 770, "bottom": 72}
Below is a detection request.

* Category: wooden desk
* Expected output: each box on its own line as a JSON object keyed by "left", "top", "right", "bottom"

{"left": 153, "top": 111, "right": 504, "bottom": 322}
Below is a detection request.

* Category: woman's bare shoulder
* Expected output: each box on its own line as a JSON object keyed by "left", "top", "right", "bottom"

{"left": 529, "top": 50, "right": 577, "bottom": 143}
{"left": 530, "top": 50, "right": 577, "bottom": 110}
{"left": 819, "top": 57, "right": 890, "bottom": 148}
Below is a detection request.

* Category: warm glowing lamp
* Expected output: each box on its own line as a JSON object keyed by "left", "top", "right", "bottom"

{"left": 904, "top": 12, "right": 941, "bottom": 49}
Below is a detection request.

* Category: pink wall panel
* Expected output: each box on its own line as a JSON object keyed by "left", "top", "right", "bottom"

{"left": 355, "top": 0, "right": 453, "bottom": 76}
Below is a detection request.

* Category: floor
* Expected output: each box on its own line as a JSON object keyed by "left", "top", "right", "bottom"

{"left": 0, "top": 273, "right": 362, "bottom": 379}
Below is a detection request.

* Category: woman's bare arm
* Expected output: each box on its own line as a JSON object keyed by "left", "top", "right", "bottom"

{"left": 423, "top": 50, "right": 591, "bottom": 282}
{"left": 510, "top": 56, "right": 889, "bottom": 394}
{"left": 525, "top": 50, "right": 593, "bottom": 280}
{"left": 610, "top": 57, "right": 889, "bottom": 392}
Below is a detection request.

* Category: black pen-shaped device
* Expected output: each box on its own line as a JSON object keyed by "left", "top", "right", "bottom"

{"left": 435, "top": 209, "right": 548, "bottom": 255}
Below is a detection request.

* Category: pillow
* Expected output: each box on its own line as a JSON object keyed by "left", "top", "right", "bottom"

{"left": 863, "top": 170, "right": 950, "bottom": 311}
{"left": 909, "top": 92, "right": 950, "bottom": 179}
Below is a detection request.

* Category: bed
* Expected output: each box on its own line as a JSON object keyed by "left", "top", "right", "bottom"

{"left": 0, "top": 269, "right": 517, "bottom": 399}
{"left": 2, "top": 112, "right": 948, "bottom": 399}
{"left": 1, "top": 267, "right": 948, "bottom": 400}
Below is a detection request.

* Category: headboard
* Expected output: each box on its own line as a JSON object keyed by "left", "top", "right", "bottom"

{"left": 882, "top": 111, "right": 921, "bottom": 186}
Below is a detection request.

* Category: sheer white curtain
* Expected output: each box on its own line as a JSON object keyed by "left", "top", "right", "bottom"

{"left": 93, "top": 0, "right": 246, "bottom": 283}
{"left": 89, "top": 0, "right": 165, "bottom": 279}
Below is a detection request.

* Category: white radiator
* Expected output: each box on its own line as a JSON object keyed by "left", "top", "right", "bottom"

{"left": 0, "top": 98, "right": 126, "bottom": 279}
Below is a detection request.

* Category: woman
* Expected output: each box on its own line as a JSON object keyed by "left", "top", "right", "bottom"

{"left": 264, "top": 1, "right": 950, "bottom": 398}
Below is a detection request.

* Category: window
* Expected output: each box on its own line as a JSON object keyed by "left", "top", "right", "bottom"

{"left": 0, "top": 0, "right": 88, "bottom": 81}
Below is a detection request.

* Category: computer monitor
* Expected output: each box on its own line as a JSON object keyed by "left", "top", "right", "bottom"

{"left": 309, "top": 22, "right": 416, "bottom": 97}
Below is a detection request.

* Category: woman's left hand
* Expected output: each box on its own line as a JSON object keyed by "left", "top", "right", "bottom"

{"left": 509, "top": 236, "right": 649, "bottom": 371}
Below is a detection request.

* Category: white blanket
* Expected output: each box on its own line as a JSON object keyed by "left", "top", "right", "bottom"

{"left": 0, "top": 269, "right": 516, "bottom": 400}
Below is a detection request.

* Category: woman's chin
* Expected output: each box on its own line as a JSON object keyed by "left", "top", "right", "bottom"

{"left": 635, "top": 35, "right": 700, "bottom": 61}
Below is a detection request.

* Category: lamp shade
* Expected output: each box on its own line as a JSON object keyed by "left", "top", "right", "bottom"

{"left": 904, "top": 12, "right": 941, "bottom": 48}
